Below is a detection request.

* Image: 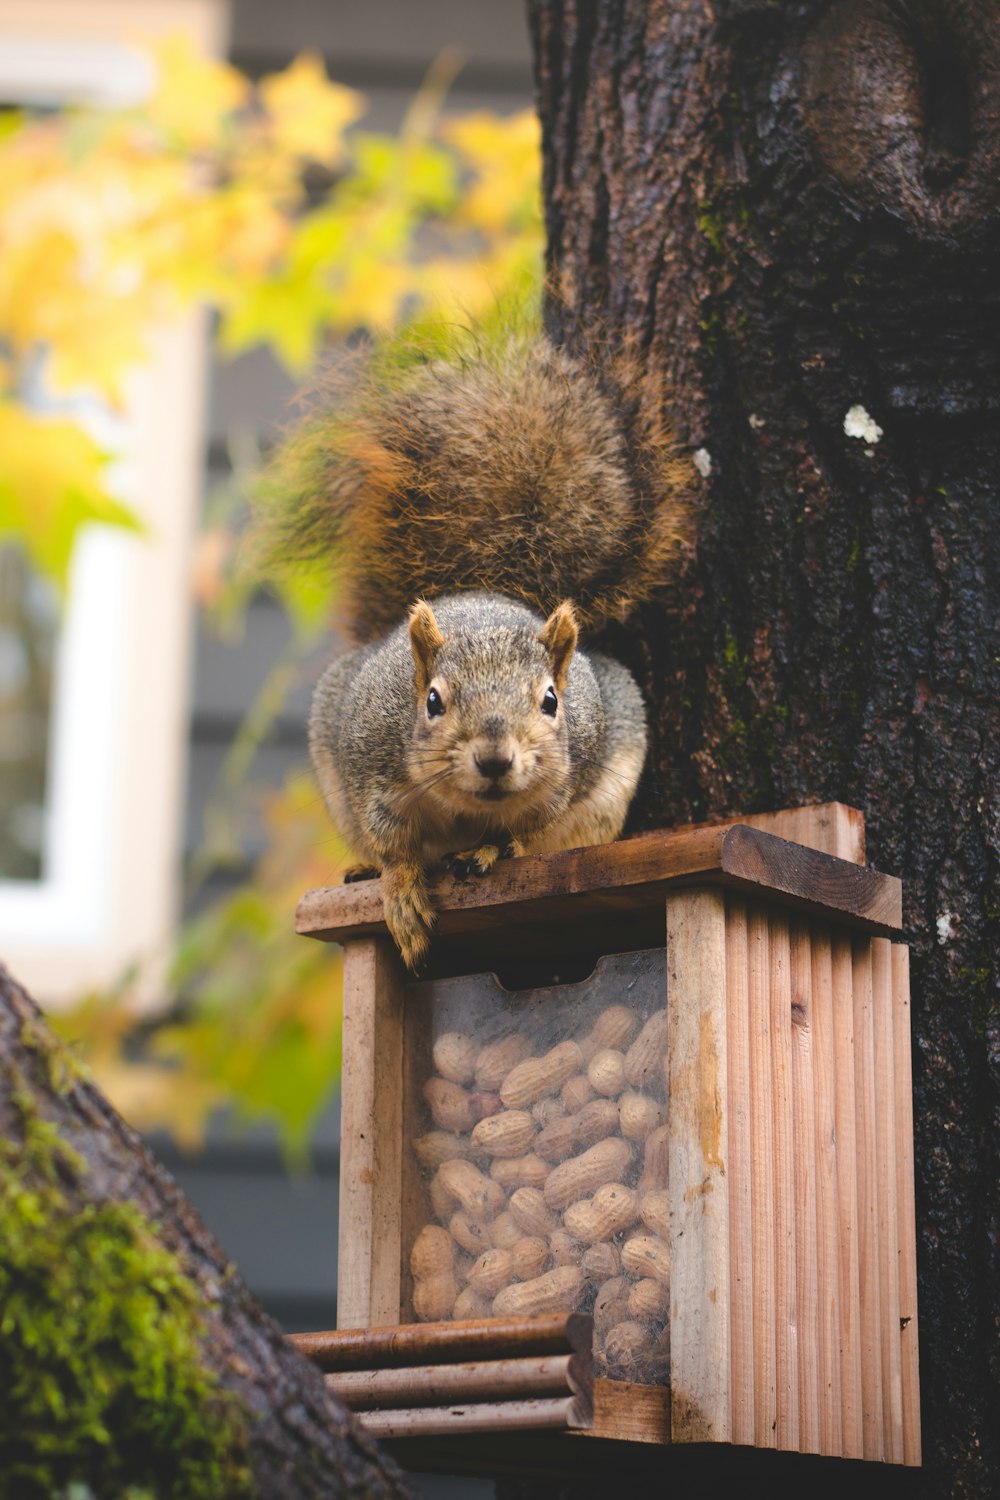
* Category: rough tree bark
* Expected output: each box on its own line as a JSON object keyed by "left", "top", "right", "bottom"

{"left": 0, "top": 964, "right": 412, "bottom": 1499}
{"left": 527, "top": 2, "right": 999, "bottom": 1496}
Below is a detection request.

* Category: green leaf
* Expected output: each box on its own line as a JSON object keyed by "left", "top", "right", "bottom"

{"left": 0, "top": 403, "right": 142, "bottom": 592}
{"left": 217, "top": 268, "right": 332, "bottom": 374}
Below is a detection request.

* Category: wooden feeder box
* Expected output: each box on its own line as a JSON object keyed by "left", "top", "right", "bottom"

{"left": 295, "top": 804, "right": 920, "bottom": 1470}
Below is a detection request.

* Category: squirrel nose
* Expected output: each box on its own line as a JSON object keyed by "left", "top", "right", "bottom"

{"left": 475, "top": 752, "right": 514, "bottom": 780}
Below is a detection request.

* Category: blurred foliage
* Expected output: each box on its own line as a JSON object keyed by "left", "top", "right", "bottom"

{"left": 0, "top": 33, "right": 542, "bottom": 1156}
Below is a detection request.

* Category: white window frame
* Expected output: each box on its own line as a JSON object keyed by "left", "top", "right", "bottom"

{"left": 0, "top": 0, "right": 230, "bottom": 1007}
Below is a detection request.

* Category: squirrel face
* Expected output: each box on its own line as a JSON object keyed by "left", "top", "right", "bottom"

{"left": 403, "top": 596, "right": 579, "bottom": 828}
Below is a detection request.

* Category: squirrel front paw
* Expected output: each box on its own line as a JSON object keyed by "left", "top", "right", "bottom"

{"left": 443, "top": 840, "right": 523, "bottom": 881}
{"left": 381, "top": 860, "right": 436, "bottom": 970}
{"left": 343, "top": 865, "right": 380, "bottom": 884}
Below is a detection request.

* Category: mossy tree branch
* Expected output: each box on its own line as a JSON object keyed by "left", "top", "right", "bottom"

{"left": 0, "top": 963, "right": 412, "bottom": 1500}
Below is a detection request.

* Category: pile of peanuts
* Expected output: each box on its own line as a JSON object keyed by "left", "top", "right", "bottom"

{"left": 409, "top": 1003, "right": 671, "bottom": 1383}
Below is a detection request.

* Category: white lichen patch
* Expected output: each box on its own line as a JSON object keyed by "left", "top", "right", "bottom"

{"left": 936, "top": 911, "right": 959, "bottom": 945}
{"left": 844, "top": 404, "right": 883, "bottom": 444}
{"left": 748, "top": 413, "right": 765, "bottom": 430}
{"left": 693, "top": 447, "right": 713, "bottom": 477}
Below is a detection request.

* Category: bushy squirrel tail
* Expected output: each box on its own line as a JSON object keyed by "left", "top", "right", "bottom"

{"left": 259, "top": 331, "right": 694, "bottom": 643}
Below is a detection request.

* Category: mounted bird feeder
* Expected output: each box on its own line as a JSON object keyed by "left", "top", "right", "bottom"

{"left": 294, "top": 803, "right": 920, "bottom": 1471}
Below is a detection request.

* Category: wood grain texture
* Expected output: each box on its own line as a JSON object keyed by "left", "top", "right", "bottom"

{"left": 754, "top": 805, "right": 864, "bottom": 865}
{"left": 325, "top": 1353, "right": 585, "bottom": 1410}
{"left": 588, "top": 1380, "right": 671, "bottom": 1445}
{"left": 891, "top": 944, "right": 922, "bottom": 1467}
{"left": 769, "top": 913, "right": 799, "bottom": 1452}
{"left": 852, "top": 940, "right": 885, "bottom": 1460}
{"left": 337, "top": 938, "right": 405, "bottom": 1329}
{"left": 872, "top": 938, "right": 904, "bottom": 1463}
{"left": 666, "top": 888, "right": 731, "bottom": 1443}
{"left": 292, "top": 1314, "right": 594, "bottom": 1372}
{"left": 748, "top": 903, "right": 777, "bottom": 1447}
{"left": 296, "top": 824, "right": 901, "bottom": 965}
{"left": 664, "top": 803, "right": 865, "bottom": 864}
{"left": 357, "top": 1395, "right": 590, "bottom": 1437}
{"left": 833, "top": 933, "right": 864, "bottom": 1459}
{"left": 724, "top": 897, "right": 754, "bottom": 1446}
{"left": 810, "top": 929, "right": 844, "bottom": 1457}
{"left": 790, "top": 920, "right": 820, "bottom": 1454}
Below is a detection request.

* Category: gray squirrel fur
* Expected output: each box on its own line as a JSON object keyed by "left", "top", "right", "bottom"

{"left": 290, "top": 337, "right": 691, "bottom": 968}
{"left": 309, "top": 592, "right": 647, "bottom": 969}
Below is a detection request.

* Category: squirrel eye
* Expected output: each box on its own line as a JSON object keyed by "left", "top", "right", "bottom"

{"left": 426, "top": 687, "right": 445, "bottom": 718}
{"left": 541, "top": 686, "right": 558, "bottom": 717}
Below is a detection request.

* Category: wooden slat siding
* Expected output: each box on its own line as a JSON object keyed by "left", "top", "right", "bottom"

{"left": 336, "top": 938, "right": 405, "bottom": 1329}
{"left": 891, "top": 943, "right": 922, "bottom": 1465}
{"left": 872, "top": 937, "right": 905, "bottom": 1462}
{"left": 666, "top": 888, "right": 731, "bottom": 1443}
{"left": 832, "top": 931, "right": 864, "bottom": 1459}
{"left": 725, "top": 897, "right": 755, "bottom": 1446}
{"left": 790, "top": 920, "right": 821, "bottom": 1453}
{"left": 852, "top": 939, "right": 884, "bottom": 1460}
{"left": 769, "top": 912, "right": 799, "bottom": 1452}
{"left": 810, "top": 928, "right": 843, "bottom": 1457}
{"left": 747, "top": 902, "right": 777, "bottom": 1447}
{"left": 295, "top": 823, "right": 903, "bottom": 951}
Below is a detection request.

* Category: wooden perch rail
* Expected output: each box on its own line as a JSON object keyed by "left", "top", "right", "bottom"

{"left": 358, "top": 1397, "right": 590, "bottom": 1438}
{"left": 290, "top": 1312, "right": 593, "bottom": 1370}
{"left": 324, "top": 1353, "right": 584, "bottom": 1409}
{"left": 291, "top": 1315, "right": 594, "bottom": 1439}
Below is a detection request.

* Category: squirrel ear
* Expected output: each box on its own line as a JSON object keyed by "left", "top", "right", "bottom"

{"left": 408, "top": 599, "right": 445, "bottom": 695}
{"left": 540, "top": 600, "right": 578, "bottom": 693}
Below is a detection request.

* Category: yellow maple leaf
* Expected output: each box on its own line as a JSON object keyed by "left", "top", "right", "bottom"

{"left": 145, "top": 32, "right": 248, "bottom": 147}
{"left": 443, "top": 108, "right": 542, "bottom": 234}
{"left": 259, "top": 53, "right": 364, "bottom": 168}
{"left": 329, "top": 259, "right": 413, "bottom": 334}
{"left": 217, "top": 265, "right": 332, "bottom": 373}
{"left": 0, "top": 403, "right": 142, "bottom": 589}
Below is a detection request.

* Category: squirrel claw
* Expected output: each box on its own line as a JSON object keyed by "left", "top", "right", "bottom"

{"left": 344, "top": 865, "right": 380, "bottom": 884}
{"left": 442, "top": 851, "right": 476, "bottom": 881}
{"left": 444, "top": 842, "right": 518, "bottom": 881}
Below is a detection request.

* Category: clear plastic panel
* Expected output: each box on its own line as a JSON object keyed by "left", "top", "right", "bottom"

{"left": 402, "top": 949, "right": 670, "bottom": 1385}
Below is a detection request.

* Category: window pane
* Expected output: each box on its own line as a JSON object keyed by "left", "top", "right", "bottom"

{"left": 0, "top": 546, "right": 57, "bottom": 880}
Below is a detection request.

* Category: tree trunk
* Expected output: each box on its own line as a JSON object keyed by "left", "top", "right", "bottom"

{"left": 527, "top": 2, "right": 999, "bottom": 1496}
{"left": 0, "top": 963, "right": 412, "bottom": 1499}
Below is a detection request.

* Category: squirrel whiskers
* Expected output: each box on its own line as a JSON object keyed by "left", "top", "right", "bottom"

{"left": 272, "top": 330, "right": 694, "bottom": 968}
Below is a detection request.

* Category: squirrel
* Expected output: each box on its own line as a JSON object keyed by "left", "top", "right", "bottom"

{"left": 267, "top": 334, "right": 693, "bottom": 968}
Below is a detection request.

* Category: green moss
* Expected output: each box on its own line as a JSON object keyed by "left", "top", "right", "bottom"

{"left": 0, "top": 1066, "right": 252, "bottom": 1500}
{"left": 722, "top": 626, "right": 740, "bottom": 672}
{"left": 696, "top": 209, "right": 726, "bottom": 256}
{"left": 708, "top": 629, "right": 795, "bottom": 800}
{"left": 19, "top": 1010, "right": 90, "bottom": 1097}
